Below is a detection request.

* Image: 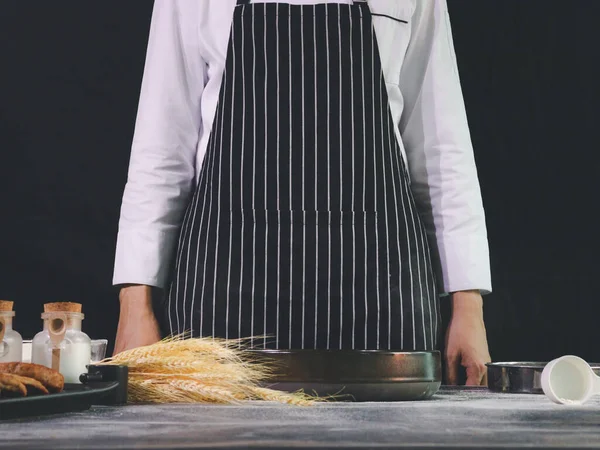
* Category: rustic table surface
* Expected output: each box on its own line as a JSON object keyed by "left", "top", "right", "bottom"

{"left": 1, "top": 387, "right": 599, "bottom": 449}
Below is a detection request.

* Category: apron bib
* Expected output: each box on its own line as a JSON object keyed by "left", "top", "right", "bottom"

{"left": 167, "top": 0, "right": 440, "bottom": 351}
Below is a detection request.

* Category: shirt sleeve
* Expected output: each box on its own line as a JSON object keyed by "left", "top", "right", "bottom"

{"left": 398, "top": 0, "right": 492, "bottom": 295}
{"left": 113, "top": 0, "right": 206, "bottom": 289}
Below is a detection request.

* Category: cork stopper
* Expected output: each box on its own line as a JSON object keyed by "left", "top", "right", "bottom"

{"left": 0, "top": 301, "right": 14, "bottom": 312}
{"left": 44, "top": 302, "right": 82, "bottom": 313}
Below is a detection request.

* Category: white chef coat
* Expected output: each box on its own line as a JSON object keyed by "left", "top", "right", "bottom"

{"left": 113, "top": 0, "right": 492, "bottom": 296}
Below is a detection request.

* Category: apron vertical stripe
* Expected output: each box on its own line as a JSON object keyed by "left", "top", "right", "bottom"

{"left": 249, "top": 12, "right": 256, "bottom": 347}
{"left": 185, "top": 61, "right": 221, "bottom": 336}
{"left": 262, "top": 8, "right": 270, "bottom": 348}
{"left": 359, "top": 7, "right": 369, "bottom": 349}
{"left": 199, "top": 47, "right": 226, "bottom": 338}
{"left": 300, "top": 7, "right": 306, "bottom": 349}
{"left": 313, "top": 5, "right": 319, "bottom": 349}
{"left": 225, "top": 16, "right": 239, "bottom": 341}
{"left": 238, "top": 7, "right": 246, "bottom": 345}
{"left": 288, "top": 6, "right": 293, "bottom": 350}
{"left": 275, "top": 3, "right": 281, "bottom": 349}
{"left": 368, "top": 15, "right": 382, "bottom": 350}
{"left": 373, "top": 26, "right": 390, "bottom": 351}
{"left": 337, "top": 5, "right": 344, "bottom": 349}
{"left": 211, "top": 17, "right": 233, "bottom": 340}
{"left": 404, "top": 163, "right": 425, "bottom": 349}
{"left": 381, "top": 70, "right": 402, "bottom": 350}
{"left": 391, "top": 111, "right": 413, "bottom": 349}
{"left": 190, "top": 82, "right": 219, "bottom": 337}
{"left": 169, "top": 121, "right": 209, "bottom": 336}
{"left": 420, "top": 229, "right": 434, "bottom": 349}
{"left": 348, "top": 8, "right": 358, "bottom": 350}
{"left": 325, "top": 7, "right": 332, "bottom": 350}
{"left": 175, "top": 165, "right": 200, "bottom": 334}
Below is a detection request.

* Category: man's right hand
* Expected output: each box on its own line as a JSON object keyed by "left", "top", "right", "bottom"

{"left": 113, "top": 285, "right": 162, "bottom": 355}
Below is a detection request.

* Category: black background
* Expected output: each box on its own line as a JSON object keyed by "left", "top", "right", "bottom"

{"left": 1, "top": 1, "right": 598, "bottom": 362}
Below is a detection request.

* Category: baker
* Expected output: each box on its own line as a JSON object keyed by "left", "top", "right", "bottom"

{"left": 113, "top": 0, "right": 492, "bottom": 385}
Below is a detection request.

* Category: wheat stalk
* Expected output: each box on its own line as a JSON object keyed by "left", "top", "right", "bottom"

{"left": 99, "top": 336, "right": 316, "bottom": 406}
{"left": 250, "top": 387, "right": 315, "bottom": 406}
{"left": 121, "top": 357, "right": 267, "bottom": 383}
{"left": 105, "top": 336, "right": 243, "bottom": 364}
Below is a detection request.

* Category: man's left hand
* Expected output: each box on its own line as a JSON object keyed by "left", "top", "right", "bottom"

{"left": 444, "top": 290, "right": 491, "bottom": 386}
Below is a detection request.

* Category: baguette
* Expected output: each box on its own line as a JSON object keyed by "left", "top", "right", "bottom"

{"left": 0, "top": 362, "right": 64, "bottom": 393}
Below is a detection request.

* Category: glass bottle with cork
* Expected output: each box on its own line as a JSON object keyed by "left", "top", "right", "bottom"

{"left": 0, "top": 300, "right": 23, "bottom": 363}
{"left": 32, "top": 302, "right": 91, "bottom": 383}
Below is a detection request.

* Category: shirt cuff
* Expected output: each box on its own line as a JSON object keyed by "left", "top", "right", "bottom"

{"left": 429, "top": 232, "right": 492, "bottom": 296}
{"left": 113, "top": 228, "right": 177, "bottom": 289}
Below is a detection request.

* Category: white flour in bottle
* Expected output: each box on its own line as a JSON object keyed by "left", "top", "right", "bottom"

{"left": 31, "top": 302, "right": 92, "bottom": 384}
{"left": 0, "top": 301, "right": 23, "bottom": 363}
{"left": 32, "top": 337, "right": 91, "bottom": 383}
{"left": 0, "top": 335, "right": 23, "bottom": 363}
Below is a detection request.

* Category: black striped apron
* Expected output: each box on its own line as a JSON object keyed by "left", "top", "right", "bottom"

{"left": 166, "top": 0, "right": 440, "bottom": 351}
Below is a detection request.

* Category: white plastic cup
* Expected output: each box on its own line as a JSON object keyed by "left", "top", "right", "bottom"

{"left": 541, "top": 355, "right": 600, "bottom": 405}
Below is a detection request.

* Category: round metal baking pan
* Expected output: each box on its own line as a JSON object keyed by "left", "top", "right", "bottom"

{"left": 247, "top": 349, "right": 442, "bottom": 401}
{"left": 487, "top": 361, "right": 600, "bottom": 394}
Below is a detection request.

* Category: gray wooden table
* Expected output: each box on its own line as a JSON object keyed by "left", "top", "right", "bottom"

{"left": 1, "top": 387, "right": 599, "bottom": 449}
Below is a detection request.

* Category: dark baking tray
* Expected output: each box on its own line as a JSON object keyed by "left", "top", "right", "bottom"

{"left": 248, "top": 349, "right": 442, "bottom": 401}
{"left": 0, "top": 365, "right": 128, "bottom": 420}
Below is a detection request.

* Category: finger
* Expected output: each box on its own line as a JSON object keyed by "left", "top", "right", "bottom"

{"left": 465, "top": 373, "right": 481, "bottom": 386}
{"left": 465, "top": 363, "right": 487, "bottom": 386}
{"left": 481, "top": 370, "right": 488, "bottom": 387}
{"left": 445, "top": 355, "right": 459, "bottom": 385}
{"left": 481, "top": 357, "right": 491, "bottom": 386}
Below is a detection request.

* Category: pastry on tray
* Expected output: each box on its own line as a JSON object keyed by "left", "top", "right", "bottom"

{"left": 0, "top": 373, "right": 49, "bottom": 397}
{"left": 0, "top": 362, "right": 65, "bottom": 397}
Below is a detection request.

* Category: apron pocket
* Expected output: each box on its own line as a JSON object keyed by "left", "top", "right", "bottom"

{"left": 228, "top": 210, "right": 378, "bottom": 226}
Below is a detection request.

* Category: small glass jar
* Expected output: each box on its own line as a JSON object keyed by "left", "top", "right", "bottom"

{"left": 0, "top": 311, "right": 23, "bottom": 363}
{"left": 32, "top": 311, "right": 91, "bottom": 383}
